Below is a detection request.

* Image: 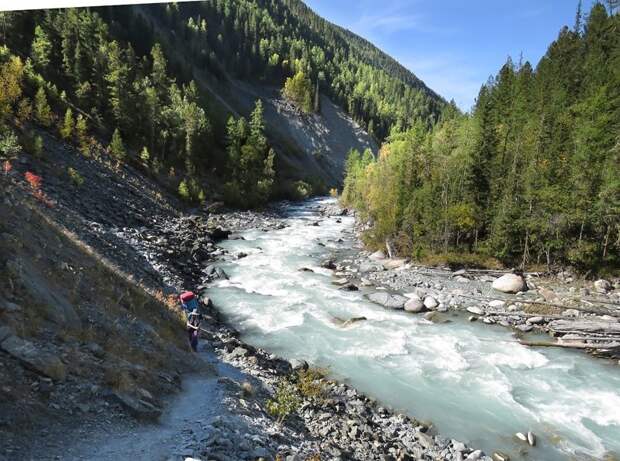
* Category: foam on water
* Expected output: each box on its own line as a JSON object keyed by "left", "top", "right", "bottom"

{"left": 208, "top": 198, "right": 620, "bottom": 461}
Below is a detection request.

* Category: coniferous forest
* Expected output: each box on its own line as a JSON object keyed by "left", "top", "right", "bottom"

{"left": 0, "top": 1, "right": 618, "bottom": 272}
{"left": 343, "top": 3, "right": 619, "bottom": 273}
{"left": 0, "top": 0, "right": 444, "bottom": 207}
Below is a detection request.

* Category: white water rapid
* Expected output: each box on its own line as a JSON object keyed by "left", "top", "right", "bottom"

{"left": 208, "top": 198, "right": 620, "bottom": 461}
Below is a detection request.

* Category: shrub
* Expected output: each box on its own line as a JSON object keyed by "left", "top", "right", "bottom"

{"left": 0, "top": 130, "right": 22, "bottom": 159}
{"left": 178, "top": 179, "right": 190, "bottom": 201}
{"left": 266, "top": 380, "right": 301, "bottom": 424}
{"left": 295, "top": 367, "right": 327, "bottom": 400}
{"left": 67, "top": 167, "right": 84, "bottom": 187}
{"left": 139, "top": 146, "right": 150, "bottom": 164}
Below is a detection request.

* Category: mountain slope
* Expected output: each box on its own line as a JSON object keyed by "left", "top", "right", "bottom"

{"left": 0, "top": 0, "right": 445, "bottom": 200}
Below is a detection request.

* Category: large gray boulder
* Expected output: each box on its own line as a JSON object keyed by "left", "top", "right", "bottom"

{"left": 0, "top": 334, "right": 66, "bottom": 381}
{"left": 382, "top": 258, "right": 407, "bottom": 270}
{"left": 404, "top": 297, "right": 425, "bottom": 313}
{"left": 367, "top": 292, "right": 407, "bottom": 309}
{"left": 492, "top": 274, "right": 526, "bottom": 293}
{"left": 369, "top": 250, "right": 386, "bottom": 260}
{"left": 423, "top": 296, "right": 439, "bottom": 309}
{"left": 594, "top": 279, "right": 612, "bottom": 293}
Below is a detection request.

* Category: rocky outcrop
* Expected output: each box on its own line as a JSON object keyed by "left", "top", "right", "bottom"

{"left": 0, "top": 333, "right": 66, "bottom": 381}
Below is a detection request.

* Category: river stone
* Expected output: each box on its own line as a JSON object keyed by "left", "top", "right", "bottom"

{"left": 404, "top": 297, "right": 425, "bottom": 313}
{"left": 515, "top": 432, "right": 527, "bottom": 442}
{"left": 424, "top": 311, "right": 437, "bottom": 322}
{"left": 370, "top": 250, "right": 386, "bottom": 260}
{"left": 493, "top": 452, "right": 510, "bottom": 461}
{"left": 527, "top": 431, "right": 536, "bottom": 446}
{"left": 454, "top": 275, "right": 470, "bottom": 283}
{"left": 492, "top": 274, "right": 527, "bottom": 293}
{"left": 467, "top": 306, "right": 484, "bottom": 315}
{"left": 367, "top": 292, "right": 407, "bottom": 309}
{"left": 423, "top": 296, "right": 438, "bottom": 309}
{"left": 0, "top": 335, "right": 66, "bottom": 381}
{"left": 382, "top": 258, "right": 407, "bottom": 270}
{"left": 465, "top": 450, "right": 483, "bottom": 461}
{"left": 594, "top": 279, "right": 612, "bottom": 293}
{"left": 563, "top": 309, "right": 580, "bottom": 317}
{"left": 526, "top": 316, "right": 544, "bottom": 324}
{"left": 538, "top": 287, "right": 557, "bottom": 301}
{"left": 489, "top": 300, "right": 506, "bottom": 308}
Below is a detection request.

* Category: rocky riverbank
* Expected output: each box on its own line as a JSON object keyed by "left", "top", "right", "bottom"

{"left": 2, "top": 133, "right": 489, "bottom": 460}
{"left": 113, "top": 205, "right": 488, "bottom": 461}
{"left": 320, "top": 204, "right": 620, "bottom": 364}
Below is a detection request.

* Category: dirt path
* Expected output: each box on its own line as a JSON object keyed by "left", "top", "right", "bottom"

{"left": 38, "top": 348, "right": 245, "bottom": 461}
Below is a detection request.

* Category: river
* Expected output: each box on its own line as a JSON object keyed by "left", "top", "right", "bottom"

{"left": 208, "top": 198, "right": 620, "bottom": 461}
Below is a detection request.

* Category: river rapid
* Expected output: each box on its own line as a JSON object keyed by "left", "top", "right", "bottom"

{"left": 208, "top": 198, "right": 620, "bottom": 461}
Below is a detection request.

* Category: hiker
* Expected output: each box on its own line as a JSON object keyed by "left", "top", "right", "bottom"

{"left": 187, "top": 309, "right": 202, "bottom": 352}
{"left": 179, "top": 291, "right": 198, "bottom": 318}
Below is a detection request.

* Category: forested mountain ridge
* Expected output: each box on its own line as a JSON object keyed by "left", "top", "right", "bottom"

{"left": 0, "top": 0, "right": 445, "bottom": 208}
{"left": 343, "top": 3, "right": 620, "bottom": 273}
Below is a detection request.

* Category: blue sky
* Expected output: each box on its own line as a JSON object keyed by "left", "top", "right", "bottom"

{"left": 304, "top": 0, "right": 595, "bottom": 111}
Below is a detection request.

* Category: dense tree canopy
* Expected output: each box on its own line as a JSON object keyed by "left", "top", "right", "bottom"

{"left": 343, "top": 4, "right": 619, "bottom": 272}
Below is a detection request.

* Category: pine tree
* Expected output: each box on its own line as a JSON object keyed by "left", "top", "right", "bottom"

{"left": 60, "top": 108, "right": 74, "bottom": 140}
{"left": 109, "top": 128, "right": 126, "bottom": 160}
{"left": 34, "top": 87, "right": 52, "bottom": 127}
{"left": 30, "top": 25, "right": 51, "bottom": 70}
{"left": 75, "top": 114, "right": 89, "bottom": 155}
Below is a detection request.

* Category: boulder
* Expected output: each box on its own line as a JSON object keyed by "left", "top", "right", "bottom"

{"left": 369, "top": 250, "right": 386, "bottom": 260}
{"left": 492, "top": 274, "right": 527, "bottom": 293}
{"left": 332, "top": 278, "right": 349, "bottom": 286}
{"left": 112, "top": 391, "right": 162, "bottom": 420}
{"left": 208, "top": 227, "right": 231, "bottom": 241}
{"left": 214, "top": 267, "right": 229, "bottom": 280}
{"left": 0, "top": 335, "right": 65, "bottom": 381}
{"left": 382, "top": 258, "right": 407, "bottom": 270}
{"left": 465, "top": 450, "right": 483, "bottom": 461}
{"left": 538, "top": 287, "right": 557, "bottom": 301}
{"left": 404, "top": 297, "right": 425, "bottom": 313}
{"left": 423, "top": 296, "right": 438, "bottom": 309}
{"left": 339, "top": 283, "right": 359, "bottom": 291}
{"left": 367, "top": 292, "right": 407, "bottom": 309}
{"left": 526, "top": 316, "right": 544, "bottom": 324}
{"left": 594, "top": 279, "right": 612, "bottom": 293}
{"left": 489, "top": 300, "right": 506, "bottom": 308}
{"left": 493, "top": 452, "right": 510, "bottom": 461}
{"left": 467, "top": 306, "right": 484, "bottom": 315}
{"left": 321, "top": 259, "right": 337, "bottom": 270}
{"left": 527, "top": 431, "right": 536, "bottom": 446}
{"left": 359, "top": 262, "right": 380, "bottom": 274}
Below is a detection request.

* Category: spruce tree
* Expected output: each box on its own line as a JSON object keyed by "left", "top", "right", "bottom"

{"left": 60, "top": 108, "right": 74, "bottom": 140}
{"left": 109, "top": 128, "right": 126, "bottom": 160}
{"left": 34, "top": 87, "right": 52, "bottom": 127}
